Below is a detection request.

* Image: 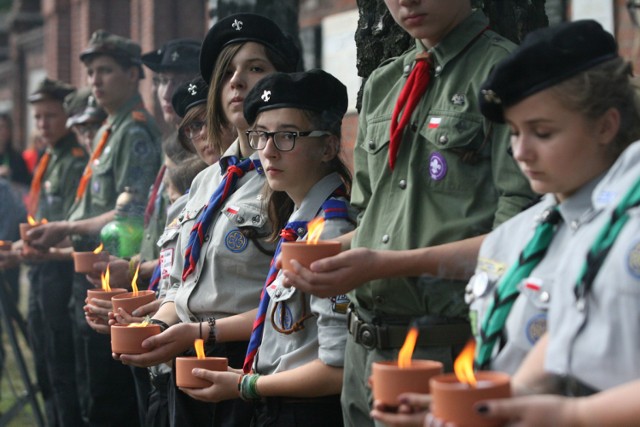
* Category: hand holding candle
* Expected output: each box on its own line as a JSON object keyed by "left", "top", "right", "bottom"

{"left": 73, "top": 242, "right": 110, "bottom": 273}
{"left": 111, "top": 316, "right": 161, "bottom": 354}
{"left": 280, "top": 217, "right": 341, "bottom": 271}
{"left": 111, "top": 263, "right": 156, "bottom": 316}
{"left": 175, "top": 338, "right": 228, "bottom": 388}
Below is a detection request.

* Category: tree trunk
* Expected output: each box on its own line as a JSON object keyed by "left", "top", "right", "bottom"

{"left": 354, "top": 0, "right": 549, "bottom": 111}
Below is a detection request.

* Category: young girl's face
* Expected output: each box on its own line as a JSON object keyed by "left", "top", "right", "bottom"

{"left": 255, "top": 108, "right": 336, "bottom": 206}
{"left": 221, "top": 42, "right": 277, "bottom": 131}
{"left": 505, "top": 88, "right": 617, "bottom": 202}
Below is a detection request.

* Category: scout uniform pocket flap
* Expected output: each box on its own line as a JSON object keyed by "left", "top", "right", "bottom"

{"left": 421, "top": 110, "right": 483, "bottom": 150}
{"left": 222, "top": 203, "right": 267, "bottom": 228}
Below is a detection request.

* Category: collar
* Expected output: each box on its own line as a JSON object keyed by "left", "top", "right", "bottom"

{"left": 107, "top": 92, "right": 145, "bottom": 131}
{"left": 288, "top": 173, "right": 344, "bottom": 225}
{"left": 409, "top": 9, "right": 489, "bottom": 72}
{"left": 592, "top": 141, "right": 640, "bottom": 209}
{"left": 554, "top": 174, "right": 604, "bottom": 227}
{"left": 218, "top": 138, "right": 263, "bottom": 175}
{"left": 49, "top": 132, "right": 78, "bottom": 155}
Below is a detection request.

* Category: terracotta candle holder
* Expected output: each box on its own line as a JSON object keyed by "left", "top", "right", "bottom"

{"left": 0, "top": 240, "right": 11, "bottom": 251}
{"left": 86, "top": 287, "right": 127, "bottom": 302}
{"left": 371, "top": 360, "right": 444, "bottom": 407}
{"left": 111, "top": 324, "right": 161, "bottom": 354}
{"left": 280, "top": 240, "right": 341, "bottom": 271}
{"left": 111, "top": 290, "right": 156, "bottom": 315}
{"left": 430, "top": 371, "right": 511, "bottom": 427}
{"left": 73, "top": 250, "right": 110, "bottom": 273}
{"left": 175, "top": 356, "right": 228, "bottom": 388}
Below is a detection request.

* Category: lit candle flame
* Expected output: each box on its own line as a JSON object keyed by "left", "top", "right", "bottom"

{"left": 131, "top": 264, "right": 140, "bottom": 296}
{"left": 128, "top": 317, "right": 151, "bottom": 327}
{"left": 454, "top": 339, "right": 477, "bottom": 388}
{"left": 194, "top": 338, "right": 205, "bottom": 360}
{"left": 101, "top": 264, "right": 112, "bottom": 292}
{"left": 93, "top": 243, "right": 104, "bottom": 254}
{"left": 398, "top": 326, "right": 419, "bottom": 368}
{"left": 27, "top": 215, "right": 37, "bottom": 225}
{"left": 41, "top": 218, "right": 48, "bottom": 224}
{"left": 306, "top": 217, "right": 325, "bottom": 245}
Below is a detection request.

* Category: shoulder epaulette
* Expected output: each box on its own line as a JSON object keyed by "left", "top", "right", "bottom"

{"left": 321, "top": 198, "right": 349, "bottom": 220}
{"left": 71, "top": 147, "right": 86, "bottom": 158}
{"left": 131, "top": 111, "right": 146, "bottom": 122}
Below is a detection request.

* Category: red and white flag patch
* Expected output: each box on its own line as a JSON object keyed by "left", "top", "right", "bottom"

{"left": 428, "top": 117, "right": 442, "bottom": 129}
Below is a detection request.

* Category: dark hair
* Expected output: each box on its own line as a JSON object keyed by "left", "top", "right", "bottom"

{"left": 162, "top": 132, "right": 193, "bottom": 165}
{"left": 177, "top": 103, "right": 205, "bottom": 154}
{"left": 82, "top": 54, "right": 143, "bottom": 80}
{"left": 206, "top": 42, "right": 295, "bottom": 156}
{"left": 166, "top": 155, "right": 208, "bottom": 196}
{"left": 549, "top": 57, "right": 640, "bottom": 159}
{"left": 264, "top": 108, "right": 351, "bottom": 241}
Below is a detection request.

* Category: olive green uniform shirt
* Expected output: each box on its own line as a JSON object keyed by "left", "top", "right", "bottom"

{"left": 350, "top": 10, "right": 535, "bottom": 321}
{"left": 68, "top": 93, "right": 161, "bottom": 250}
{"left": 36, "top": 133, "right": 88, "bottom": 221}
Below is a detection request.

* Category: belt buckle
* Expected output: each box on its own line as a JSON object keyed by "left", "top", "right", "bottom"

{"left": 357, "top": 323, "right": 378, "bottom": 350}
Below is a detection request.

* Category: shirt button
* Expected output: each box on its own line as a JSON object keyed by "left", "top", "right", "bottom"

{"left": 368, "top": 140, "right": 376, "bottom": 150}
{"left": 398, "top": 180, "right": 407, "bottom": 189}
{"left": 410, "top": 123, "right": 417, "bottom": 132}
{"left": 236, "top": 216, "right": 244, "bottom": 223}
{"left": 539, "top": 291, "right": 550, "bottom": 303}
{"left": 439, "top": 135, "right": 448, "bottom": 145}
{"left": 381, "top": 234, "right": 390, "bottom": 244}
{"left": 403, "top": 64, "right": 411, "bottom": 75}
{"left": 570, "top": 220, "right": 579, "bottom": 231}
{"left": 374, "top": 295, "right": 385, "bottom": 304}
{"left": 435, "top": 65, "right": 443, "bottom": 76}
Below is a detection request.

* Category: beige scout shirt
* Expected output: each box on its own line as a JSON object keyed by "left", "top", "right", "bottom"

{"left": 165, "top": 140, "right": 275, "bottom": 322}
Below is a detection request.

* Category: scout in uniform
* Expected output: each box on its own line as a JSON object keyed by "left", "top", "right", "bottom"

{"left": 28, "top": 30, "right": 162, "bottom": 427}
{"left": 24, "top": 78, "right": 87, "bottom": 427}
{"left": 282, "top": 2, "right": 534, "bottom": 426}
{"left": 435, "top": 20, "right": 640, "bottom": 427}
{"left": 179, "top": 70, "right": 355, "bottom": 426}
{"left": 117, "top": 14, "right": 300, "bottom": 427}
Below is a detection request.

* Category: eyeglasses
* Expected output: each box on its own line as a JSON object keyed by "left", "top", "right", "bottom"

{"left": 628, "top": 0, "right": 640, "bottom": 27}
{"left": 183, "top": 120, "right": 206, "bottom": 141}
{"left": 245, "top": 130, "right": 332, "bottom": 152}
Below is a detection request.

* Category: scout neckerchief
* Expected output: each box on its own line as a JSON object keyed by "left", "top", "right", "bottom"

{"left": 475, "top": 205, "right": 562, "bottom": 369}
{"left": 148, "top": 263, "right": 161, "bottom": 292}
{"left": 389, "top": 26, "right": 488, "bottom": 170}
{"left": 389, "top": 51, "right": 432, "bottom": 170}
{"left": 144, "top": 164, "right": 167, "bottom": 227}
{"left": 574, "top": 176, "right": 640, "bottom": 310}
{"left": 182, "top": 156, "right": 256, "bottom": 281}
{"left": 27, "top": 151, "right": 50, "bottom": 217}
{"left": 243, "top": 192, "right": 350, "bottom": 374}
{"left": 75, "top": 125, "right": 111, "bottom": 202}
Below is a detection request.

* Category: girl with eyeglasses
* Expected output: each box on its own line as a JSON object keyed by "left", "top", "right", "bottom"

{"left": 179, "top": 69, "right": 355, "bottom": 427}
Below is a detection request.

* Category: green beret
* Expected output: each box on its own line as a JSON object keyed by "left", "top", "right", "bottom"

{"left": 29, "top": 78, "right": 75, "bottom": 103}
{"left": 80, "top": 29, "right": 143, "bottom": 67}
{"left": 142, "top": 38, "right": 201, "bottom": 73}
{"left": 200, "top": 13, "right": 301, "bottom": 83}
{"left": 479, "top": 20, "right": 618, "bottom": 123}
{"left": 243, "top": 69, "right": 348, "bottom": 125}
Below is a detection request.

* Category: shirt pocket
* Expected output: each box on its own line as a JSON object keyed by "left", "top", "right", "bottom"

{"left": 360, "top": 119, "right": 391, "bottom": 176}
{"left": 419, "top": 110, "right": 489, "bottom": 192}
{"left": 157, "top": 226, "right": 180, "bottom": 248}
{"left": 511, "top": 277, "right": 552, "bottom": 347}
{"left": 90, "top": 159, "right": 115, "bottom": 210}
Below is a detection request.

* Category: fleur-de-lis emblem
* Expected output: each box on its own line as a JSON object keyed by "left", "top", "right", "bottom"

{"left": 481, "top": 89, "right": 502, "bottom": 104}
{"left": 232, "top": 19, "right": 243, "bottom": 31}
{"left": 261, "top": 90, "right": 271, "bottom": 102}
{"left": 171, "top": 51, "right": 180, "bottom": 62}
{"left": 188, "top": 83, "right": 197, "bottom": 96}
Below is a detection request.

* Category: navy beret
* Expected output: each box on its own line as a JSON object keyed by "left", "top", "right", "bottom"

{"left": 142, "top": 38, "right": 201, "bottom": 73}
{"left": 200, "top": 13, "right": 301, "bottom": 83}
{"left": 479, "top": 20, "right": 618, "bottom": 123}
{"left": 243, "top": 69, "right": 348, "bottom": 126}
{"left": 172, "top": 77, "right": 208, "bottom": 118}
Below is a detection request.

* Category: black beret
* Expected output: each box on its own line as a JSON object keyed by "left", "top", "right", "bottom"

{"left": 479, "top": 20, "right": 618, "bottom": 123}
{"left": 200, "top": 13, "right": 301, "bottom": 83}
{"left": 142, "top": 38, "right": 201, "bottom": 73}
{"left": 172, "top": 77, "right": 209, "bottom": 118}
{"left": 243, "top": 69, "right": 348, "bottom": 126}
{"left": 29, "top": 78, "right": 75, "bottom": 103}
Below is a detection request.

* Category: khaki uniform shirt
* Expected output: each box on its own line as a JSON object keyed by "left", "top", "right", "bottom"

{"left": 256, "top": 173, "right": 356, "bottom": 374}
{"left": 546, "top": 141, "right": 640, "bottom": 391}
{"left": 350, "top": 10, "right": 534, "bottom": 321}
{"left": 469, "top": 177, "right": 601, "bottom": 375}
{"left": 68, "top": 93, "right": 161, "bottom": 249}
{"left": 36, "top": 133, "right": 88, "bottom": 221}
{"left": 165, "top": 140, "right": 275, "bottom": 322}
{"left": 156, "top": 193, "right": 187, "bottom": 299}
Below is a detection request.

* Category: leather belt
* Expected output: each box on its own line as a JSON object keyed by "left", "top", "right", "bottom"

{"left": 347, "top": 307, "right": 471, "bottom": 350}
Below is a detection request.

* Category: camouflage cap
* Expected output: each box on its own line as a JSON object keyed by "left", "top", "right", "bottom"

{"left": 28, "top": 77, "right": 75, "bottom": 103}
{"left": 80, "top": 29, "right": 143, "bottom": 66}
